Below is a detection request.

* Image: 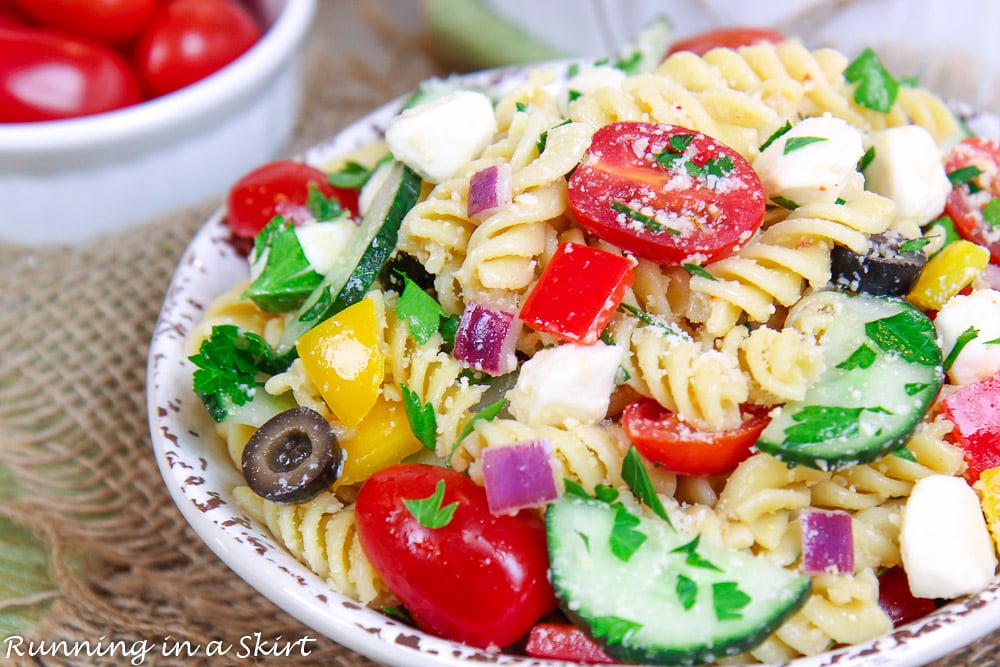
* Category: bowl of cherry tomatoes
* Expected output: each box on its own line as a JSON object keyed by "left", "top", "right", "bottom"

{"left": 0, "top": 0, "right": 316, "bottom": 244}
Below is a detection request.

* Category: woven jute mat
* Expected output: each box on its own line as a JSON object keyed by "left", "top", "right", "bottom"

{"left": 0, "top": 2, "right": 998, "bottom": 666}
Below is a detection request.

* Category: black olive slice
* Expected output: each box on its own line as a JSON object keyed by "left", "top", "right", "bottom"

{"left": 831, "top": 231, "right": 928, "bottom": 297}
{"left": 242, "top": 406, "right": 343, "bottom": 504}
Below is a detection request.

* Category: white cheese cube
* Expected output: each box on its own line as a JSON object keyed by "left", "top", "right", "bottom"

{"left": 563, "top": 65, "right": 626, "bottom": 110}
{"left": 935, "top": 289, "right": 1000, "bottom": 386}
{"left": 507, "top": 342, "right": 623, "bottom": 428}
{"left": 865, "top": 125, "right": 951, "bottom": 235}
{"left": 900, "top": 474, "right": 998, "bottom": 599}
{"left": 385, "top": 91, "right": 497, "bottom": 183}
{"left": 753, "top": 115, "right": 866, "bottom": 206}
{"left": 294, "top": 218, "right": 357, "bottom": 276}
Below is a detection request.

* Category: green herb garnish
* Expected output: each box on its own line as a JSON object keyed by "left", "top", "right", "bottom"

{"left": 611, "top": 201, "right": 677, "bottom": 234}
{"left": 898, "top": 237, "right": 931, "bottom": 253}
{"left": 836, "top": 343, "right": 877, "bottom": 370}
{"left": 622, "top": 446, "right": 671, "bottom": 525}
{"left": 944, "top": 325, "right": 979, "bottom": 371}
{"left": 759, "top": 121, "right": 791, "bottom": 151}
{"left": 671, "top": 536, "right": 721, "bottom": 571}
{"left": 770, "top": 195, "right": 800, "bottom": 210}
{"left": 865, "top": 310, "right": 941, "bottom": 366}
{"left": 983, "top": 198, "right": 1000, "bottom": 228}
{"left": 683, "top": 263, "right": 717, "bottom": 281}
{"left": 676, "top": 574, "right": 698, "bottom": 610}
{"left": 327, "top": 161, "right": 372, "bottom": 190}
{"left": 402, "top": 384, "right": 437, "bottom": 450}
{"left": 713, "top": 581, "right": 752, "bottom": 621}
{"left": 784, "top": 136, "right": 828, "bottom": 154}
{"left": 858, "top": 146, "right": 876, "bottom": 172}
{"left": 843, "top": 47, "right": 899, "bottom": 113}
{"left": 403, "top": 479, "right": 458, "bottom": 528}
{"left": 396, "top": 272, "right": 458, "bottom": 345}
{"left": 947, "top": 165, "right": 983, "bottom": 189}
{"left": 609, "top": 505, "right": 647, "bottom": 561}
{"left": 590, "top": 616, "right": 642, "bottom": 645}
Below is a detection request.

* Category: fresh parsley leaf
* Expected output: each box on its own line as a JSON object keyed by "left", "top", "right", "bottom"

{"left": 706, "top": 155, "right": 734, "bottom": 177}
{"left": 568, "top": 89, "right": 582, "bottom": 102}
{"left": 189, "top": 325, "right": 288, "bottom": 423}
{"left": 985, "top": 337, "right": 1000, "bottom": 346}
{"left": 451, "top": 398, "right": 507, "bottom": 454}
{"left": 611, "top": 201, "right": 673, "bottom": 233}
{"left": 306, "top": 182, "right": 347, "bottom": 221}
{"left": 622, "top": 446, "right": 671, "bottom": 526}
{"left": 682, "top": 263, "right": 717, "bottom": 281}
{"left": 983, "top": 198, "right": 1000, "bottom": 228}
{"left": 396, "top": 272, "right": 452, "bottom": 345}
{"left": 609, "top": 505, "right": 647, "bottom": 561}
{"left": 327, "top": 161, "right": 372, "bottom": 189}
{"left": 402, "top": 384, "right": 437, "bottom": 450}
{"left": 858, "top": 146, "right": 876, "bottom": 172}
{"left": 670, "top": 536, "right": 721, "bottom": 572}
{"left": 713, "top": 581, "right": 751, "bottom": 621}
{"left": 770, "top": 195, "right": 799, "bottom": 210}
{"left": 536, "top": 119, "right": 572, "bottom": 154}
{"left": 576, "top": 530, "right": 591, "bottom": 550}
{"left": 563, "top": 478, "right": 591, "bottom": 499}
{"left": 381, "top": 605, "right": 415, "bottom": 625}
{"left": 865, "top": 310, "right": 940, "bottom": 366}
{"left": 515, "top": 101, "right": 528, "bottom": 112}
{"left": 843, "top": 47, "right": 899, "bottom": 113}
{"left": 668, "top": 134, "right": 695, "bottom": 154}
{"left": 759, "top": 121, "right": 791, "bottom": 151}
{"left": 243, "top": 216, "right": 324, "bottom": 313}
{"left": 614, "top": 51, "right": 643, "bottom": 74}
{"left": 947, "top": 165, "right": 983, "bottom": 188}
{"left": 904, "top": 382, "right": 934, "bottom": 396}
{"left": 892, "top": 446, "right": 917, "bottom": 462}
{"left": 836, "top": 343, "right": 877, "bottom": 370}
{"left": 589, "top": 616, "right": 642, "bottom": 646}
{"left": 676, "top": 574, "right": 698, "bottom": 610}
{"left": 900, "top": 74, "right": 919, "bottom": 87}
{"left": 898, "top": 237, "right": 931, "bottom": 253}
{"left": 944, "top": 325, "right": 979, "bottom": 371}
{"left": 594, "top": 484, "right": 620, "bottom": 504}
{"left": 783, "top": 136, "right": 828, "bottom": 154}
{"left": 783, "top": 405, "right": 865, "bottom": 446}
{"left": 403, "top": 479, "right": 458, "bottom": 528}
{"left": 567, "top": 63, "right": 580, "bottom": 78}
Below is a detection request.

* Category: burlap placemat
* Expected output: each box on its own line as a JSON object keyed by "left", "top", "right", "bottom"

{"left": 0, "top": 2, "right": 998, "bottom": 666}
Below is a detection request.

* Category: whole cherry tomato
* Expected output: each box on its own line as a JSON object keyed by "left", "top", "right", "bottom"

{"left": 622, "top": 398, "right": 770, "bottom": 476}
{"left": 354, "top": 463, "right": 556, "bottom": 649}
{"left": 568, "top": 121, "right": 765, "bottom": 265}
{"left": 667, "top": 27, "right": 785, "bottom": 57}
{"left": 0, "top": 26, "right": 143, "bottom": 122}
{"left": 13, "top": 0, "right": 160, "bottom": 45}
{"left": 944, "top": 137, "right": 1000, "bottom": 265}
{"left": 226, "top": 159, "right": 361, "bottom": 240}
{"left": 132, "top": 0, "right": 261, "bottom": 98}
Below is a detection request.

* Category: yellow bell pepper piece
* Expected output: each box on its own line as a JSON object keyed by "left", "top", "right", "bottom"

{"left": 335, "top": 395, "right": 423, "bottom": 487}
{"left": 976, "top": 467, "right": 1000, "bottom": 553}
{"left": 908, "top": 240, "right": 989, "bottom": 311}
{"left": 297, "top": 297, "right": 383, "bottom": 428}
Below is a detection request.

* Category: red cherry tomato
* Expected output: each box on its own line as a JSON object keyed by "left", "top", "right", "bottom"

{"left": 877, "top": 566, "right": 937, "bottom": 626}
{"left": 0, "top": 26, "right": 143, "bottom": 122}
{"left": 132, "top": 0, "right": 261, "bottom": 98}
{"left": 667, "top": 27, "right": 785, "bottom": 57}
{"left": 622, "top": 398, "right": 770, "bottom": 476}
{"left": 226, "top": 159, "right": 361, "bottom": 240}
{"left": 525, "top": 623, "right": 617, "bottom": 663}
{"left": 13, "top": 0, "right": 160, "bottom": 45}
{"left": 939, "top": 368, "right": 1000, "bottom": 484}
{"left": 354, "top": 463, "right": 556, "bottom": 649}
{"left": 944, "top": 137, "right": 1000, "bottom": 265}
{"left": 568, "top": 122, "right": 765, "bottom": 266}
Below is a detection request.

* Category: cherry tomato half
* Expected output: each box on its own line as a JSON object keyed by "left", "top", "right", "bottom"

{"left": 13, "top": 0, "right": 160, "bottom": 45}
{"left": 0, "top": 26, "right": 143, "bottom": 122}
{"left": 133, "top": 0, "right": 261, "bottom": 98}
{"left": 354, "top": 463, "right": 556, "bottom": 649}
{"left": 944, "top": 137, "right": 1000, "bottom": 265}
{"left": 226, "top": 159, "right": 361, "bottom": 240}
{"left": 622, "top": 398, "right": 770, "bottom": 476}
{"left": 568, "top": 122, "right": 765, "bottom": 266}
{"left": 667, "top": 27, "right": 785, "bottom": 57}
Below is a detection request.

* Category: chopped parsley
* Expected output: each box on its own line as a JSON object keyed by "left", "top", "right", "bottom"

{"left": 676, "top": 574, "right": 698, "bottom": 610}
{"left": 619, "top": 303, "right": 683, "bottom": 336}
{"left": 451, "top": 398, "right": 507, "bottom": 455}
{"left": 843, "top": 47, "right": 899, "bottom": 113}
{"left": 783, "top": 136, "right": 828, "bottom": 154}
{"left": 402, "top": 384, "right": 437, "bottom": 450}
{"left": 836, "top": 343, "right": 877, "bottom": 370}
{"left": 622, "top": 446, "right": 671, "bottom": 525}
{"left": 610, "top": 505, "right": 647, "bottom": 561}
{"left": 611, "top": 201, "right": 677, "bottom": 234}
{"left": 327, "top": 161, "right": 373, "bottom": 190}
{"left": 403, "top": 479, "right": 458, "bottom": 529}
{"left": 759, "top": 121, "right": 792, "bottom": 152}
{"left": 713, "top": 581, "right": 752, "bottom": 621}
{"left": 671, "top": 536, "right": 721, "bottom": 572}
{"left": 947, "top": 165, "right": 983, "bottom": 189}
{"left": 944, "top": 325, "right": 979, "bottom": 371}
{"left": 898, "top": 237, "right": 931, "bottom": 253}
{"left": 783, "top": 405, "right": 867, "bottom": 445}
{"left": 590, "top": 616, "right": 642, "bottom": 645}
{"left": 983, "top": 198, "right": 1000, "bottom": 228}
{"left": 683, "top": 263, "right": 717, "bottom": 281}
{"left": 770, "top": 195, "right": 800, "bottom": 210}
{"left": 858, "top": 146, "right": 876, "bottom": 172}
{"left": 395, "top": 272, "right": 459, "bottom": 346}
{"left": 865, "top": 310, "right": 940, "bottom": 366}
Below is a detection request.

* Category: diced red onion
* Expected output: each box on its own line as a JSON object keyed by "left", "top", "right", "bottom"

{"left": 467, "top": 162, "right": 512, "bottom": 220}
{"left": 481, "top": 439, "right": 560, "bottom": 515}
{"left": 981, "top": 262, "right": 1000, "bottom": 291}
{"left": 452, "top": 301, "right": 521, "bottom": 376}
{"left": 800, "top": 508, "right": 854, "bottom": 575}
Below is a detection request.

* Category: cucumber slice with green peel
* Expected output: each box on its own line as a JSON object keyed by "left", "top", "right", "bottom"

{"left": 277, "top": 162, "right": 421, "bottom": 353}
{"left": 546, "top": 495, "right": 810, "bottom": 666}
{"left": 756, "top": 291, "right": 944, "bottom": 470}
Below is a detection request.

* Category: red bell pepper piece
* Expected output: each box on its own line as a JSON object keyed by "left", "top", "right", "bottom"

{"left": 525, "top": 623, "right": 617, "bottom": 663}
{"left": 519, "top": 242, "right": 634, "bottom": 344}
{"left": 939, "top": 369, "right": 1000, "bottom": 484}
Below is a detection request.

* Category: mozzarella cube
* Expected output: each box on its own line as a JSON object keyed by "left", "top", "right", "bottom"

{"left": 753, "top": 115, "right": 865, "bottom": 206}
{"left": 900, "top": 474, "right": 998, "bottom": 599}
{"left": 935, "top": 289, "right": 1000, "bottom": 386}
{"left": 385, "top": 91, "right": 497, "bottom": 183}
{"left": 563, "top": 65, "right": 626, "bottom": 109}
{"left": 507, "top": 342, "right": 623, "bottom": 428}
{"left": 295, "top": 218, "right": 357, "bottom": 275}
{"left": 865, "top": 125, "right": 951, "bottom": 234}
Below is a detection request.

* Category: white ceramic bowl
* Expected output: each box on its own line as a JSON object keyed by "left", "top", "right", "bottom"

{"left": 0, "top": 0, "right": 316, "bottom": 245}
{"left": 148, "top": 61, "right": 1000, "bottom": 667}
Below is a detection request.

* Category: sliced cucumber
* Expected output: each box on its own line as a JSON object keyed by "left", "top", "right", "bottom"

{"left": 756, "top": 291, "right": 943, "bottom": 470}
{"left": 546, "top": 495, "right": 810, "bottom": 666}
{"left": 277, "top": 162, "right": 421, "bottom": 353}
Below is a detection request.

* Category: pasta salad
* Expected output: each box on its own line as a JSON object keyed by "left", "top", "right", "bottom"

{"left": 185, "top": 24, "right": 1000, "bottom": 666}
